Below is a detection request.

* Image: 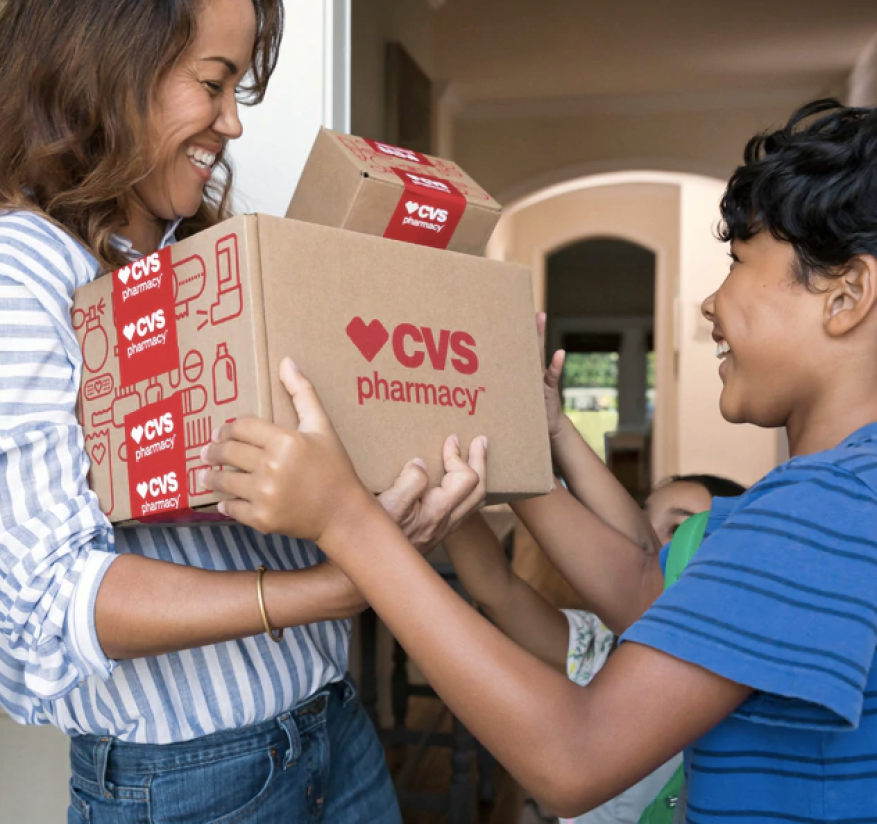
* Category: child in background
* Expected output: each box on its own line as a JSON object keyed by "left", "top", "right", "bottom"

{"left": 446, "top": 471, "right": 746, "bottom": 824}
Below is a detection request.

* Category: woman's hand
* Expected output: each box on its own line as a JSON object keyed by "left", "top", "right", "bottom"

{"left": 377, "top": 436, "right": 487, "bottom": 553}
{"left": 536, "top": 312, "right": 566, "bottom": 441}
{"left": 200, "top": 358, "right": 371, "bottom": 543}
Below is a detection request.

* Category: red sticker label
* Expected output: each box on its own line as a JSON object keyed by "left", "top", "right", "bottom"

{"left": 363, "top": 139, "right": 433, "bottom": 166}
{"left": 124, "top": 394, "right": 188, "bottom": 519}
{"left": 112, "top": 248, "right": 179, "bottom": 387}
{"left": 384, "top": 169, "right": 466, "bottom": 250}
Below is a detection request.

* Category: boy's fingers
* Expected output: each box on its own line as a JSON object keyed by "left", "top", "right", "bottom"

{"left": 279, "top": 358, "right": 333, "bottom": 436}
{"left": 215, "top": 417, "right": 276, "bottom": 449}
{"left": 216, "top": 498, "right": 253, "bottom": 525}
{"left": 201, "top": 440, "right": 262, "bottom": 474}
{"left": 450, "top": 436, "right": 487, "bottom": 524}
{"left": 198, "top": 467, "right": 253, "bottom": 501}
{"left": 544, "top": 349, "right": 565, "bottom": 391}
{"left": 378, "top": 459, "right": 430, "bottom": 524}
{"left": 536, "top": 312, "right": 547, "bottom": 362}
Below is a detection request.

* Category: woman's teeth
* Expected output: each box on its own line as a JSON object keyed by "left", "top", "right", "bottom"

{"left": 715, "top": 340, "right": 731, "bottom": 359}
{"left": 186, "top": 147, "right": 216, "bottom": 169}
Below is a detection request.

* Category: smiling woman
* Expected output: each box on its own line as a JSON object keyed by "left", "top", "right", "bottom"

{"left": 0, "top": 1, "right": 479, "bottom": 822}
{"left": 0, "top": 0, "right": 280, "bottom": 267}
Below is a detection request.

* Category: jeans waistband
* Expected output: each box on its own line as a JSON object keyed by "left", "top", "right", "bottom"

{"left": 70, "top": 677, "right": 354, "bottom": 791}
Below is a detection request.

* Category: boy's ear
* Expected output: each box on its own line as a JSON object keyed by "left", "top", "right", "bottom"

{"left": 824, "top": 255, "right": 877, "bottom": 338}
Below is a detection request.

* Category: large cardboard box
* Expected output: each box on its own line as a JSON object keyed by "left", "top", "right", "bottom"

{"left": 73, "top": 216, "right": 552, "bottom": 524}
{"left": 286, "top": 129, "right": 502, "bottom": 256}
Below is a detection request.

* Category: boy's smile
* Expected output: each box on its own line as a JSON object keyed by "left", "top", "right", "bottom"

{"left": 701, "top": 232, "right": 826, "bottom": 432}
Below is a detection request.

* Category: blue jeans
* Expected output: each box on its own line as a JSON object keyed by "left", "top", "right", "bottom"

{"left": 68, "top": 677, "right": 402, "bottom": 824}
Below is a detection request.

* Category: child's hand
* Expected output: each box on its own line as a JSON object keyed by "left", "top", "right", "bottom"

{"left": 377, "top": 435, "right": 487, "bottom": 553}
{"left": 199, "top": 358, "right": 370, "bottom": 543}
{"left": 537, "top": 312, "right": 566, "bottom": 440}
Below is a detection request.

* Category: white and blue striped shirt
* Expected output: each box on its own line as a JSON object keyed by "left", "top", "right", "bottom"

{"left": 0, "top": 210, "right": 350, "bottom": 743}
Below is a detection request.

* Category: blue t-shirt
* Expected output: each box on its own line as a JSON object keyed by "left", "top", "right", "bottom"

{"left": 623, "top": 422, "right": 877, "bottom": 822}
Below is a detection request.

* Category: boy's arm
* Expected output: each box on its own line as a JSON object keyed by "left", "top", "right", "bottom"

{"left": 538, "top": 313, "right": 659, "bottom": 555}
{"left": 199, "top": 363, "right": 752, "bottom": 817}
{"left": 513, "top": 483, "right": 664, "bottom": 635}
{"left": 443, "top": 512, "right": 569, "bottom": 671}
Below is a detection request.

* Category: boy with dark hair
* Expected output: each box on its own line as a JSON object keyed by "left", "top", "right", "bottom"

{"left": 202, "top": 99, "right": 877, "bottom": 820}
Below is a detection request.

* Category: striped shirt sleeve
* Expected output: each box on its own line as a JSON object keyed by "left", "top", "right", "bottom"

{"left": 0, "top": 213, "right": 117, "bottom": 709}
{"left": 623, "top": 462, "right": 877, "bottom": 731}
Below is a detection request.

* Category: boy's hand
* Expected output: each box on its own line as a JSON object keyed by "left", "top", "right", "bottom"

{"left": 537, "top": 312, "right": 566, "bottom": 441}
{"left": 378, "top": 436, "right": 487, "bottom": 553}
{"left": 200, "top": 358, "right": 370, "bottom": 544}
{"left": 200, "top": 358, "right": 488, "bottom": 551}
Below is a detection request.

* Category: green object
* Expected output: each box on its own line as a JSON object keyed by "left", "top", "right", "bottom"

{"left": 636, "top": 763, "right": 685, "bottom": 824}
{"left": 663, "top": 511, "right": 709, "bottom": 588}
{"left": 635, "top": 510, "right": 709, "bottom": 824}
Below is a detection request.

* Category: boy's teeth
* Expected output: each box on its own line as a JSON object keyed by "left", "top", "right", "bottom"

{"left": 715, "top": 341, "right": 731, "bottom": 358}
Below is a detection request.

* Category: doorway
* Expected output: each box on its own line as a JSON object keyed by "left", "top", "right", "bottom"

{"left": 546, "top": 236, "right": 656, "bottom": 501}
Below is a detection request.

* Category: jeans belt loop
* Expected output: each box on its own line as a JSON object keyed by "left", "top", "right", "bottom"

{"left": 94, "top": 736, "right": 114, "bottom": 799}
{"left": 276, "top": 712, "right": 301, "bottom": 770}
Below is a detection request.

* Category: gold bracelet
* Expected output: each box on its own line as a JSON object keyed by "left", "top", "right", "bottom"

{"left": 255, "top": 565, "right": 284, "bottom": 643}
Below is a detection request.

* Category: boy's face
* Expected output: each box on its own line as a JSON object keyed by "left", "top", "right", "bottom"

{"left": 701, "top": 232, "right": 826, "bottom": 428}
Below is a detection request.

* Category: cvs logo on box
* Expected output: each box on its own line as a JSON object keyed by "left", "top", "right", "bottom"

{"left": 112, "top": 247, "right": 179, "bottom": 387}
{"left": 125, "top": 394, "right": 187, "bottom": 518}
{"left": 346, "top": 317, "right": 478, "bottom": 374}
{"left": 385, "top": 169, "right": 466, "bottom": 250}
{"left": 405, "top": 201, "right": 449, "bottom": 224}
{"left": 346, "top": 317, "right": 486, "bottom": 416}
{"left": 123, "top": 309, "right": 167, "bottom": 341}
{"left": 137, "top": 472, "right": 180, "bottom": 499}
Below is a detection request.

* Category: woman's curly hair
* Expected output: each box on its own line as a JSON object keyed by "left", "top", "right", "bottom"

{"left": 0, "top": 0, "right": 283, "bottom": 268}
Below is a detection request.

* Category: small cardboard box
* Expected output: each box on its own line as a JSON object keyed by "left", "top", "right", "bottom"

{"left": 286, "top": 129, "right": 502, "bottom": 256}
{"left": 73, "top": 216, "right": 552, "bottom": 524}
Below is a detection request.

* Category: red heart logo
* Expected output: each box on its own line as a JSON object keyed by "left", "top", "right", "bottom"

{"left": 346, "top": 317, "right": 389, "bottom": 363}
{"left": 91, "top": 443, "right": 107, "bottom": 465}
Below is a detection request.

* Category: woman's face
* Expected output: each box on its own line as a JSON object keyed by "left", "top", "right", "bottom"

{"left": 134, "top": 0, "right": 256, "bottom": 224}
{"left": 645, "top": 481, "right": 713, "bottom": 546}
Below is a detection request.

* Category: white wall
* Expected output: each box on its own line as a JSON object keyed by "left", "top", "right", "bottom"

{"left": 229, "top": 0, "right": 351, "bottom": 214}
{"left": 0, "top": 715, "right": 71, "bottom": 823}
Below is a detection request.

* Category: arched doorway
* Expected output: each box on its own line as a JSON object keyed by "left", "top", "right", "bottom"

{"left": 546, "top": 237, "right": 656, "bottom": 501}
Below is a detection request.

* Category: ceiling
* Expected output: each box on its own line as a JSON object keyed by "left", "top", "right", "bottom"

{"left": 432, "top": 0, "right": 877, "bottom": 117}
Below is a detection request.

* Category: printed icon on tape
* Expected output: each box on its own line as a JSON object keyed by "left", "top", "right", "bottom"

{"left": 112, "top": 247, "right": 180, "bottom": 387}
{"left": 124, "top": 393, "right": 188, "bottom": 519}
{"left": 363, "top": 138, "right": 433, "bottom": 167}
{"left": 384, "top": 169, "right": 466, "bottom": 250}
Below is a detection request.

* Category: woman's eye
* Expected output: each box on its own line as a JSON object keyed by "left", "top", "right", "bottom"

{"left": 203, "top": 81, "right": 223, "bottom": 95}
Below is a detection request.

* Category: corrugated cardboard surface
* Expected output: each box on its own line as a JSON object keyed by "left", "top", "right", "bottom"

{"left": 286, "top": 129, "right": 502, "bottom": 256}
{"left": 75, "top": 216, "right": 552, "bottom": 523}
{"left": 74, "top": 216, "right": 271, "bottom": 523}
{"left": 257, "top": 216, "right": 552, "bottom": 501}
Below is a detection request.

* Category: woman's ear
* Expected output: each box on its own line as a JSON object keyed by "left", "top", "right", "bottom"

{"left": 824, "top": 255, "right": 877, "bottom": 337}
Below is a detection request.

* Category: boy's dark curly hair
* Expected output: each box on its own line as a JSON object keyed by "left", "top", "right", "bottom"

{"left": 719, "top": 98, "right": 877, "bottom": 288}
